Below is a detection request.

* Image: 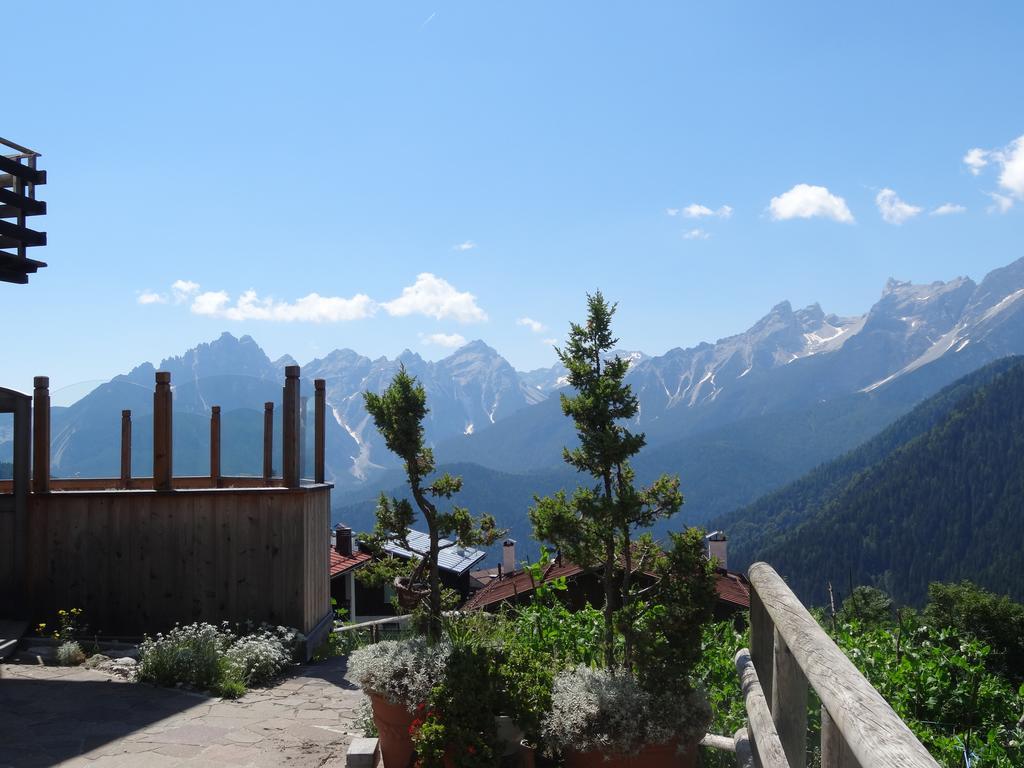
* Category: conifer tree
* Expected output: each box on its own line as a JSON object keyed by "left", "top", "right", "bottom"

{"left": 362, "top": 366, "right": 503, "bottom": 640}
{"left": 530, "top": 291, "right": 691, "bottom": 669}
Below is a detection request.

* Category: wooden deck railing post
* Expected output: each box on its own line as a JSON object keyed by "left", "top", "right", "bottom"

{"left": 153, "top": 371, "right": 173, "bottom": 491}
{"left": 314, "top": 379, "right": 326, "bottom": 484}
{"left": 299, "top": 394, "right": 308, "bottom": 479}
{"left": 821, "top": 707, "right": 858, "bottom": 768}
{"left": 210, "top": 405, "right": 221, "bottom": 487}
{"left": 282, "top": 366, "right": 300, "bottom": 488}
{"left": 736, "top": 648, "right": 791, "bottom": 768}
{"left": 750, "top": 587, "right": 775, "bottom": 705}
{"left": 263, "top": 401, "right": 274, "bottom": 481}
{"left": 772, "top": 629, "right": 808, "bottom": 768}
{"left": 120, "top": 410, "right": 132, "bottom": 487}
{"left": 746, "top": 563, "right": 940, "bottom": 768}
{"left": 32, "top": 375, "right": 50, "bottom": 493}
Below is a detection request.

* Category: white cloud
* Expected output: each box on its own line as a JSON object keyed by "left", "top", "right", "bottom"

{"left": 768, "top": 184, "right": 854, "bottom": 223}
{"left": 665, "top": 208, "right": 680, "bottom": 217}
{"left": 988, "top": 192, "right": 1014, "bottom": 214}
{"left": 964, "top": 134, "right": 1024, "bottom": 204}
{"left": 421, "top": 332, "right": 466, "bottom": 349}
{"left": 681, "top": 203, "right": 732, "bottom": 219}
{"left": 453, "top": 240, "right": 477, "bottom": 251}
{"left": 963, "top": 148, "right": 989, "bottom": 176}
{"left": 190, "top": 289, "right": 376, "bottom": 322}
{"left": 517, "top": 317, "right": 546, "bottom": 333}
{"left": 171, "top": 279, "right": 200, "bottom": 303}
{"left": 875, "top": 188, "right": 922, "bottom": 225}
{"left": 137, "top": 291, "right": 166, "bottom": 305}
{"left": 683, "top": 228, "right": 711, "bottom": 240}
{"left": 931, "top": 203, "right": 967, "bottom": 216}
{"left": 542, "top": 337, "right": 559, "bottom": 346}
{"left": 382, "top": 273, "right": 487, "bottom": 323}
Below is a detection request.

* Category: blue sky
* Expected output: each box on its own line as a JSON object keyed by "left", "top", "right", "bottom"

{"left": 6, "top": 1, "right": 1024, "bottom": 404}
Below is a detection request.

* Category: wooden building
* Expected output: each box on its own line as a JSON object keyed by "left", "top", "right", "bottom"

{"left": 0, "top": 367, "right": 334, "bottom": 658}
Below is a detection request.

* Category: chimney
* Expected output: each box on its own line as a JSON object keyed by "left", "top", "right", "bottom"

{"left": 502, "top": 538, "right": 516, "bottom": 575}
{"left": 704, "top": 531, "right": 728, "bottom": 570}
{"left": 334, "top": 524, "right": 353, "bottom": 556}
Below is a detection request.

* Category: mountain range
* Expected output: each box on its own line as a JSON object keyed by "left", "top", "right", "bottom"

{"left": 6, "top": 255, "right": 1024, "bottom": 566}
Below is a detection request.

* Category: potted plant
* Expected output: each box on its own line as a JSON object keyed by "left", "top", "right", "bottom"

{"left": 348, "top": 637, "right": 452, "bottom": 768}
{"left": 530, "top": 292, "right": 717, "bottom": 767}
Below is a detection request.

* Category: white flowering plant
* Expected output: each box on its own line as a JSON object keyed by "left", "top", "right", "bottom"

{"left": 347, "top": 637, "right": 451, "bottom": 710}
{"left": 225, "top": 631, "right": 289, "bottom": 686}
{"left": 56, "top": 640, "right": 86, "bottom": 666}
{"left": 543, "top": 666, "right": 711, "bottom": 755}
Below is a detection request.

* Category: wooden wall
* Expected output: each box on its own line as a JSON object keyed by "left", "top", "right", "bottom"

{"left": 25, "top": 485, "right": 332, "bottom": 637}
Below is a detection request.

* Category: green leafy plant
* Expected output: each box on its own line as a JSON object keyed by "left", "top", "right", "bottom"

{"left": 360, "top": 367, "right": 505, "bottom": 640}
{"left": 56, "top": 640, "right": 86, "bottom": 666}
{"left": 528, "top": 292, "right": 717, "bottom": 754}
{"left": 37, "top": 607, "right": 87, "bottom": 643}
{"left": 348, "top": 637, "right": 452, "bottom": 710}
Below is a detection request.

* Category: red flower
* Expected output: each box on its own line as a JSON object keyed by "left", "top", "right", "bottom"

{"left": 466, "top": 745, "right": 476, "bottom": 755}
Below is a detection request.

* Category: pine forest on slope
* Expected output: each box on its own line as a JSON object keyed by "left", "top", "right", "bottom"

{"left": 715, "top": 356, "right": 1024, "bottom": 606}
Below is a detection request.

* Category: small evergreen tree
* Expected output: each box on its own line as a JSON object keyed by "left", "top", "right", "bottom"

{"left": 530, "top": 291, "right": 714, "bottom": 672}
{"left": 361, "top": 367, "right": 503, "bottom": 640}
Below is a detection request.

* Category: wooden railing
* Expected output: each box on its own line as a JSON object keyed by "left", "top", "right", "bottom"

{"left": 736, "top": 562, "right": 939, "bottom": 768}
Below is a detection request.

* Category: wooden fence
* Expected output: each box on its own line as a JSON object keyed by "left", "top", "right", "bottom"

{"left": 0, "top": 367, "right": 334, "bottom": 656}
{"left": 733, "top": 562, "right": 939, "bottom": 768}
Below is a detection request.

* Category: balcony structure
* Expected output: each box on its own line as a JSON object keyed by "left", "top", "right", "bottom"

{"left": 0, "top": 137, "right": 47, "bottom": 284}
{"left": 0, "top": 367, "right": 333, "bottom": 657}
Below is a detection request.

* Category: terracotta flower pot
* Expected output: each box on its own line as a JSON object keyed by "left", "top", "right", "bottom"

{"left": 564, "top": 737, "right": 699, "bottom": 768}
{"left": 368, "top": 691, "right": 415, "bottom": 768}
{"left": 394, "top": 575, "right": 430, "bottom": 610}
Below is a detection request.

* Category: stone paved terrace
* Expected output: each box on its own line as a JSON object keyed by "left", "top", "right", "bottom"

{"left": 0, "top": 656, "right": 364, "bottom": 767}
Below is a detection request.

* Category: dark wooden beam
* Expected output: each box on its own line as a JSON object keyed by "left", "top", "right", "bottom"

{"left": 0, "top": 188, "right": 46, "bottom": 216}
{"left": 0, "top": 267, "right": 28, "bottom": 284}
{"left": 0, "top": 251, "right": 46, "bottom": 272}
{"left": 0, "top": 156, "right": 46, "bottom": 186}
{"left": 0, "top": 220, "right": 46, "bottom": 246}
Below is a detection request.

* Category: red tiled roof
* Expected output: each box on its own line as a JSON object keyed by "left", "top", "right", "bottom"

{"left": 463, "top": 559, "right": 750, "bottom": 611}
{"left": 713, "top": 568, "right": 751, "bottom": 609}
{"left": 330, "top": 549, "right": 371, "bottom": 578}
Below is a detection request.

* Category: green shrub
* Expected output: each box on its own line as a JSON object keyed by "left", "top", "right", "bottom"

{"left": 56, "top": 640, "right": 86, "bottom": 666}
{"left": 138, "top": 622, "right": 233, "bottom": 690}
{"left": 224, "top": 631, "right": 289, "bottom": 686}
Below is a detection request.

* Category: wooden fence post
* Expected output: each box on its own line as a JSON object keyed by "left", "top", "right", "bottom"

{"left": 750, "top": 587, "right": 775, "bottom": 705}
{"left": 282, "top": 366, "right": 300, "bottom": 488}
{"left": 32, "top": 376, "right": 50, "bottom": 493}
{"left": 314, "top": 379, "right": 325, "bottom": 484}
{"left": 120, "top": 410, "right": 132, "bottom": 487}
{"left": 263, "top": 401, "right": 274, "bottom": 481}
{"left": 772, "top": 628, "right": 808, "bottom": 768}
{"left": 299, "top": 394, "right": 308, "bottom": 480}
{"left": 153, "top": 371, "right": 173, "bottom": 491}
{"left": 210, "top": 405, "right": 221, "bottom": 486}
{"left": 821, "top": 706, "right": 858, "bottom": 768}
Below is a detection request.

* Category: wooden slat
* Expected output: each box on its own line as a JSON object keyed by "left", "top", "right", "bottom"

{"left": 748, "top": 563, "right": 940, "bottom": 768}
{"left": 32, "top": 377, "right": 50, "bottom": 493}
{"left": 0, "top": 187, "right": 46, "bottom": 216}
{"left": 750, "top": 585, "right": 775, "bottom": 705}
{"left": 0, "top": 219, "right": 45, "bottom": 247}
{"left": 120, "top": 410, "right": 132, "bottom": 486}
{"left": 153, "top": 372, "right": 172, "bottom": 491}
{"left": 736, "top": 648, "right": 790, "bottom": 768}
{"left": 734, "top": 728, "right": 757, "bottom": 768}
{"left": 0, "top": 155, "right": 46, "bottom": 185}
{"left": 263, "top": 401, "right": 274, "bottom": 480}
{"left": 282, "top": 366, "right": 300, "bottom": 488}
{"left": 210, "top": 406, "right": 221, "bottom": 486}
{"left": 772, "top": 629, "right": 808, "bottom": 768}
{"left": 701, "top": 733, "right": 736, "bottom": 752}
{"left": 821, "top": 707, "right": 858, "bottom": 768}
{"left": 0, "top": 251, "right": 46, "bottom": 270}
{"left": 314, "top": 379, "right": 326, "bottom": 484}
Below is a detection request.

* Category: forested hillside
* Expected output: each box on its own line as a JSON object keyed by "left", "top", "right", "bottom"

{"left": 720, "top": 356, "right": 1024, "bottom": 605}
